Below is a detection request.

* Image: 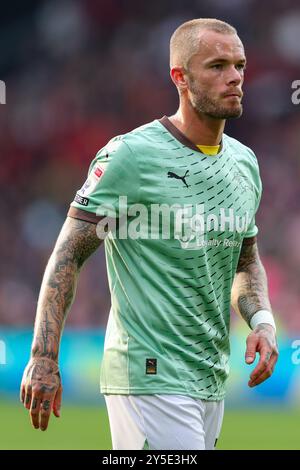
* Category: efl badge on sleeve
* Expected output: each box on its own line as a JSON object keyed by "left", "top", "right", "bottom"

{"left": 94, "top": 166, "right": 104, "bottom": 179}
{"left": 78, "top": 164, "right": 105, "bottom": 197}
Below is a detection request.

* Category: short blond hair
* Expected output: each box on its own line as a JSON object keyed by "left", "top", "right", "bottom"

{"left": 170, "top": 18, "right": 237, "bottom": 69}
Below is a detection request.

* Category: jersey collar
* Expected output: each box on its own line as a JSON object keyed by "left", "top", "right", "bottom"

{"left": 158, "top": 115, "right": 224, "bottom": 157}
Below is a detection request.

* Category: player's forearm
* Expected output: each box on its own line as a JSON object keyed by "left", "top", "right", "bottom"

{"left": 231, "top": 241, "right": 272, "bottom": 326}
{"left": 31, "top": 246, "right": 80, "bottom": 361}
{"left": 31, "top": 216, "right": 102, "bottom": 362}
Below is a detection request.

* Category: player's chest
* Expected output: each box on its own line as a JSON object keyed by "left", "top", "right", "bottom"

{"left": 139, "top": 151, "right": 256, "bottom": 219}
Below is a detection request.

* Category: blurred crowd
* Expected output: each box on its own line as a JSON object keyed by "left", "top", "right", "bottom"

{"left": 0, "top": 0, "right": 299, "bottom": 331}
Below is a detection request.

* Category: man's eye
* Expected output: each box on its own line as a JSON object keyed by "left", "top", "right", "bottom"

{"left": 212, "top": 64, "right": 223, "bottom": 70}
{"left": 236, "top": 64, "right": 246, "bottom": 70}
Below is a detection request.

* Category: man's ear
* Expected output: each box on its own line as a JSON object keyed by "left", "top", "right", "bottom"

{"left": 170, "top": 66, "right": 188, "bottom": 93}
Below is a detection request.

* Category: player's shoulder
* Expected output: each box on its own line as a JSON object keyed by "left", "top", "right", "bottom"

{"left": 223, "top": 133, "right": 259, "bottom": 166}
{"left": 122, "top": 118, "right": 164, "bottom": 152}
{"left": 96, "top": 118, "right": 162, "bottom": 161}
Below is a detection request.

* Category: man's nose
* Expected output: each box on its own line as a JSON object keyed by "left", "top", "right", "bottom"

{"left": 226, "top": 65, "right": 242, "bottom": 85}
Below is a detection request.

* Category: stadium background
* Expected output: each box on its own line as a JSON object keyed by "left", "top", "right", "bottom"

{"left": 0, "top": 0, "right": 300, "bottom": 449}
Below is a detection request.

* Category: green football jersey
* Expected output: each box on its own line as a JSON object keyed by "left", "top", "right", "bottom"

{"left": 68, "top": 116, "right": 262, "bottom": 400}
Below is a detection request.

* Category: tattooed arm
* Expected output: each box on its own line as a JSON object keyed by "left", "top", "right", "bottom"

{"left": 20, "top": 216, "right": 102, "bottom": 430}
{"left": 231, "top": 237, "right": 278, "bottom": 387}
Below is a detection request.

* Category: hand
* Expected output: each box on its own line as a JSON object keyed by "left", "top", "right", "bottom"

{"left": 20, "top": 357, "right": 62, "bottom": 431}
{"left": 245, "top": 323, "right": 278, "bottom": 387}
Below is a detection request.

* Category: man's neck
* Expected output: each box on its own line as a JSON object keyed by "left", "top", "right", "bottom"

{"left": 168, "top": 105, "right": 225, "bottom": 146}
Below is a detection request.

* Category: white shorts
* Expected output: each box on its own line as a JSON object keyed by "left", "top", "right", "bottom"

{"left": 104, "top": 394, "right": 224, "bottom": 450}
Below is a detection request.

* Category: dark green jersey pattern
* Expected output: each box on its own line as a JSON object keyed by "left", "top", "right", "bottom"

{"left": 69, "top": 116, "right": 262, "bottom": 400}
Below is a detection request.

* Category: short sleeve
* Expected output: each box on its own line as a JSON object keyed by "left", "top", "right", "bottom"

{"left": 68, "top": 136, "right": 139, "bottom": 222}
{"left": 243, "top": 214, "right": 259, "bottom": 239}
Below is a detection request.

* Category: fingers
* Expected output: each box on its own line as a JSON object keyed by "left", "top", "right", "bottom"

{"left": 28, "top": 388, "right": 57, "bottom": 430}
{"left": 249, "top": 350, "right": 278, "bottom": 387}
{"left": 30, "top": 395, "right": 42, "bottom": 429}
{"left": 21, "top": 358, "right": 62, "bottom": 431}
{"left": 24, "top": 384, "right": 32, "bottom": 410}
{"left": 39, "top": 396, "right": 54, "bottom": 431}
{"left": 246, "top": 327, "right": 279, "bottom": 388}
{"left": 248, "top": 347, "right": 270, "bottom": 386}
{"left": 245, "top": 334, "right": 258, "bottom": 364}
{"left": 53, "top": 385, "right": 63, "bottom": 418}
{"left": 20, "top": 383, "right": 25, "bottom": 404}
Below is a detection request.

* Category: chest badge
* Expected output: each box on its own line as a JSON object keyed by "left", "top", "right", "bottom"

{"left": 167, "top": 170, "right": 189, "bottom": 188}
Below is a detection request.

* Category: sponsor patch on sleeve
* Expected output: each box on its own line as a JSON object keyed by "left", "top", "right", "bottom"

{"left": 74, "top": 193, "right": 89, "bottom": 206}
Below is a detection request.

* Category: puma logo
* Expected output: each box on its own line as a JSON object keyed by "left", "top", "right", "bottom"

{"left": 167, "top": 170, "right": 189, "bottom": 188}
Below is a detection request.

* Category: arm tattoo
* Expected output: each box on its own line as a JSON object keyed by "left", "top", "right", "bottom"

{"left": 231, "top": 239, "right": 272, "bottom": 327}
{"left": 31, "top": 217, "right": 102, "bottom": 362}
